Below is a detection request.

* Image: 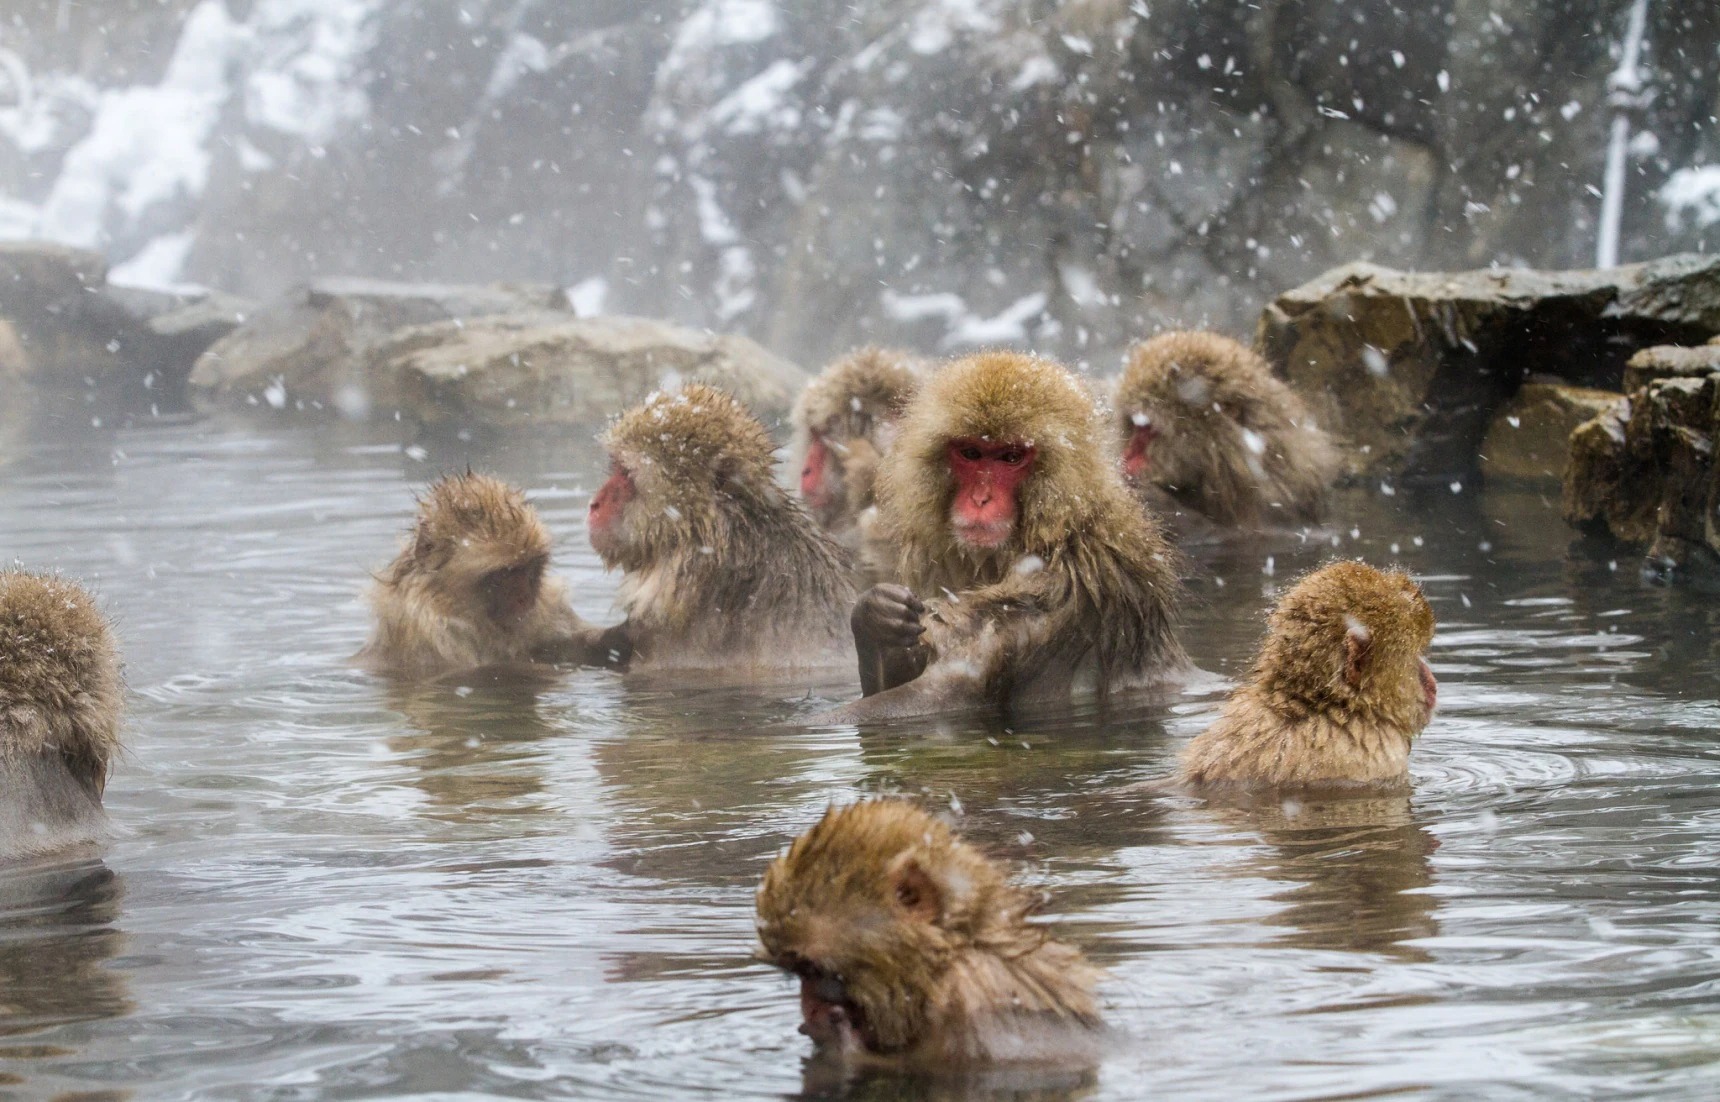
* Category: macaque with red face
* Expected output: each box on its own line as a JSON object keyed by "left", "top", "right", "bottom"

{"left": 792, "top": 348, "right": 923, "bottom": 565}
{"left": 1180, "top": 561, "right": 1438, "bottom": 793}
{"left": 0, "top": 570, "right": 123, "bottom": 856}
{"left": 358, "top": 472, "right": 625, "bottom": 677}
{"left": 756, "top": 800, "right": 1103, "bottom": 1065}
{"left": 1117, "top": 331, "right": 1339, "bottom": 536}
{"left": 588, "top": 384, "right": 856, "bottom": 671}
{"left": 834, "top": 351, "right": 1186, "bottom": 719}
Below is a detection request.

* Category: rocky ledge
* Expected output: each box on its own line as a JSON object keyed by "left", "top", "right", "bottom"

{"left": 1259, "top": 254, "right": 1720, "bottom": 485}
{"left": 1563, "top": 338, "right": 1720, "bottom": 582}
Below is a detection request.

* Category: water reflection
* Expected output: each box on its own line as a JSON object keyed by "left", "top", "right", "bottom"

{"left": 0, "top": 856, "right": 129, "bottom": 1077}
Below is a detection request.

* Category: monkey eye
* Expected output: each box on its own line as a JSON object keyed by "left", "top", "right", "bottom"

{"left": 895, "top": 882, "right": 922, "bottom": 909}
{"left": 998, "top": 449, "right": 1027, "bottom": 466}
{"left": 958, "top": 445, "right": 984, "bottom": 462}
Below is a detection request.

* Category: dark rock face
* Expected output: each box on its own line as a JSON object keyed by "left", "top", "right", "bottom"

{"left": 0, "top": 241, "right": 250, "bottom": 411}
{"left": 1562, "top": 342, "right": 1720, "bottom": 581}
{"left": 1258, "top": 255, "right": 1720, "bottom": 483}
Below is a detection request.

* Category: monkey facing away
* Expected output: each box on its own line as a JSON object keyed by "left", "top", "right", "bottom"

{"left": 756, "top": 799, "right": 1103, "bottom": 1065}
{"left": 1117, "top": 331, "right": 1339, "bottom": 535}
{"left": 358, "top": 472, "right": 625, "bottom": 677}
{"left": 587, "top": 384, "right": 856, "bottom": 671}
{"left": 0, "top": 570, "right": 123, "bottom": 855}
{"left": 836, "top": 351, "right": 1186, "bottom": 719}
{"left": 1179, "top": 560, "right": 1437, "bottom": 793}
{"left": 793, "top": 347, "right": 923, "bottom": 555}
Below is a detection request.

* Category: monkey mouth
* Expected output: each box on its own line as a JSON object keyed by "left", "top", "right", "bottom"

{"left": 782, "top": 958, "right": 877, "bottom": 1054}
{"left": 1418, "top": 656, "right": 1438, "bottom": 715}
{"left": 952, "top": 520, "right": 1013, "bottom": 549}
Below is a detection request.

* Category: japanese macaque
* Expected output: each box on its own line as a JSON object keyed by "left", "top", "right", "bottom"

{"left": 756, "top": 800, "right": 1103, "bottom": 1065}
{"left": 1179, "top": 561, "right": 1437, "bottom": 793}
{"left": 1116, "top": 331, "right": 1339, "bottom": 534}
{"left": 837, "top": 352, "right": 1186, "bottom": 719}
{"left": 0, "top": 571, "right": 123, "bottom": 855}
{"left": 793, "top": 347, "right": 923, "bottom": 551}
{"left": 588, "top": 384, "right": 856, "bottom": 670}
{"left": 358, "top": 472, "right": 625, "bottom": 677}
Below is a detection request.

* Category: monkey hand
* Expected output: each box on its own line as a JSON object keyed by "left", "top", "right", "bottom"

{"left": 594, "top": 621, "right": 635, "bottom": 670}
{"left": 852, "top": 585, "right": 927, "bottom": 650}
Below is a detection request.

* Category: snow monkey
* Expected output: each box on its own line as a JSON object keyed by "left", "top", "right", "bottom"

{"left": 1117, "top": 331, "right": 1339, "bottom": 533}
{"left": 756, "top": 799, "right": 1103, "bottom": 1065}
{"left": 0, "top": 570, "right": 123, "bottom": 854}
{"left": 359, "top": 472, "right": 625, "bottom": 677}
{"left": 1179, "top": 561, "right": 1438, "bottom": 793}
{"left": 793, "top": 347, "right": 924, "bottom": 550}
{"left": 837, "top": 351, "right": 1186, "bottom": 719}
{"left": 587, "top": 384, "right": 856, "bottom": 671}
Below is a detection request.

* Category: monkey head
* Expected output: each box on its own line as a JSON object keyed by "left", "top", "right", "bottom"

{"left": 1257, "top": 561, "right": 1438, "bottom": 733}
{"left": 397, "top": 472, "right": 553, "bottom": 629}
{"left": 0, "top": 571, "right": 123, "bottom": 796}
{"left": 757, "top": 800, "right": 1082, "bottom": 1059}
{"left": 793, "top": 349, "right": 922, "bottom": 529}
{"left": 1117, "top": 331, "right": 1330, "bottom": 522}
{"left": 880, "top": 352, "right": 1113, "bottom": 575}
{"left": 589, "top": 384, "right": 779, "bottom": 570}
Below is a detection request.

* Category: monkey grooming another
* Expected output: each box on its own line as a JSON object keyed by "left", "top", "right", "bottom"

{"left": 1180, "top": 560, "right": 1438, "bottom": 794}
{"left": 1117, "top": 331, "right": 1339, "bottom": 536}
{"left": 358, "top": 472, "right": 624, "bottom": 677}
{"left": 588, "top": 384, "right": 856, "bottom": 671}
{"left": 793, "top": 348, "right": 923, "bottom": 559}
{"left": 837, "top": 351, "right": 1186, "bottom": 719}
{"left": 756, "top": 799, "right": 1103, "bottom": 1066}
{"left": 0, "top": 571, "right": 123, "bottom": 856}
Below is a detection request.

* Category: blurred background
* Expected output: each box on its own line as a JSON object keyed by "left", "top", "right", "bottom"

{"left": 2, "top": 0, "right": 1716, "bottom": 372}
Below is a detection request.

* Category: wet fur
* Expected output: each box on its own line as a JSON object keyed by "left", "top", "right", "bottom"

{"left": 757, "top": 800, "right": 1102, "bottom": 1065}
{"left": 860, "top": 352, "right": 1186, "bottom": 713}
{"left": 1118, "top": 331, "right": 1339, "bottom": 528}
{"left": 0, "top": 571, "right": 122, "bottom": 855}
{"left": 601, "top": 384, "right": 856, "bottom": 669}
{"left": 1180, "top": 561, "right": 1436, "bottom": 792}
{"left": 358, "top": 472, "right": 600, "bottom": 676}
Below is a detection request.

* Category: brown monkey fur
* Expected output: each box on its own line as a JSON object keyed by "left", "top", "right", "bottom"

{"left": 0, "top": 571, "right": 123, "bottom": 853}
{"left": 1117, "top": 331, "right": 1339, "bottom": 530}
{"left": 792, "top": 347, "right": 923, "bottom": 545}
{"left": 1180, "top": 561, "right": 1437, "bottom": 793}
{"left": 839, "top": 352, "right": 1185, "bottom": 717}
{"left": 594, "top": 384, "right": 856, "bottom": 670}
{"left": 756, "top": 800, "right": 1102, "bottom": 1065}
{"left": 358, "top": 472, "right": 619, "bottom": 677}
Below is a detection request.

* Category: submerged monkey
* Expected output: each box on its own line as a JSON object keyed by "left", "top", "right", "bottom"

{"left": 1179, "top": 560, "right": 1437, "bottom": 794}
{"left": 1117, "top": 331, "right": 1339, "bottom": 535}
{"left": 792, "top": 348, "right": 923, "bottom": 564}
{"left": 0, "top": 570, "right": 123, "bottom": 855}
{"left": 756, "top": 800, "right": 1103, "bottom": 1065}
{"left": 836, "top": 351, "right": 1186, "bottom": 719}
{"left": 358, "top": 471, "right": 624, "bottom": 677}
{"left": 588, "top": 384, "right": 856, "bottom": 671}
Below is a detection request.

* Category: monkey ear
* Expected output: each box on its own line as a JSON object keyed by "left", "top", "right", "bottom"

{"left": 889, "top": 857, "right": 942, "bottom": 924}
{"left": 1343, "top": 618, "right": 1372, "bottom": 687}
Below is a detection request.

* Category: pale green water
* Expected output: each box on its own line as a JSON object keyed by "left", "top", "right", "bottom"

{"left": 2, "top": 410, "right": 1719, "bottom": 1100}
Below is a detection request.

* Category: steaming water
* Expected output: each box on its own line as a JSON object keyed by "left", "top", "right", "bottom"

{"left": 3, "top": 412, "right": 1719, "bottom": 1099}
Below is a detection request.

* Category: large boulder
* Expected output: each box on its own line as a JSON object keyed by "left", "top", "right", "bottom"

{"left": 1259, "top": 255, "right": 1720, "bottom": 483}
{"left": 375, "top": 313, "right": 811, "bottom": 430}
{"left": 0, "top": 240, "right": 252, "bottom": 409}
{"left": 1562, "top": 342, "right": 1720, "bottom": 581}
{"left": 187, "top": 279, "right": 565, "bottom": 417}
